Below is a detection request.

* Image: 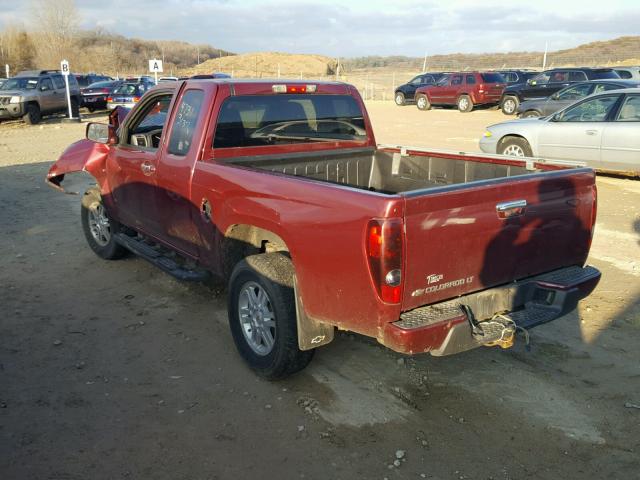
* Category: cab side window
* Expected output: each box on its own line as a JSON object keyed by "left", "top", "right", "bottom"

{"left": 40, "top": 78, "right": 53, "bottom": 91}
{"left": 465, "top": 75, "right": 476, "bottom": 85}
{"left": 52, "top": 75, "right": 65, "bottom": 89}
{"left": 616, "top": 95, "right": 640, "bottom": 122}
{"left": 168, "top": 90, "right": 204, "bottom": 156}
{"left": 126, "top": 94, "right": 173, "bottom": 149}
{"left": 451, "top": 75, "right": 462, "bottom": 86}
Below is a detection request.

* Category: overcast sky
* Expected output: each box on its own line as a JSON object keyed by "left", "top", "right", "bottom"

{"left": 1, "top": 0, "right": 639, "bottom": 57}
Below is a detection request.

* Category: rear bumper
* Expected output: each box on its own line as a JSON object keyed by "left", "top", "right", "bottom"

{"left": 381, "top": 265, "right": 600, "bottom": 355}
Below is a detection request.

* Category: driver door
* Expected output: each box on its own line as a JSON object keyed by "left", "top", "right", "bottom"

{"left": 107, "top": 92, "right": 173, "bottom": 237}
{"left": 537, "top": 93, "right": 622, "bottom": 164}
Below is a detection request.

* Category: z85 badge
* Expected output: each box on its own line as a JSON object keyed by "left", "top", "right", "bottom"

{"left": 411, "top": 274, "right": 474, "bottom": 297}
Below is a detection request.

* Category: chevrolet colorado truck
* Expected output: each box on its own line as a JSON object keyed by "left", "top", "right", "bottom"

{"left": 46, "top": 79, "right": 601, "bottom": 379}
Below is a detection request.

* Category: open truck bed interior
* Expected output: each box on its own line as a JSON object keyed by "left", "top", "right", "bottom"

{"left": 224, "top": 147, "right": 546, "bottom": 194}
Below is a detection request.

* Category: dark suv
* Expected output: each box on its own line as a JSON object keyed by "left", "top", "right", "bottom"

{"left": 394, "top": 72, "right": 449, "bottom": 106}
{"left": 74, "top": 73, "right": 113, "bottom": 88}
{"left": 500, "top": 67, "right": 620, "bottom": 115}
{"left": 0, "top": 70, "right": 81, "bottom": 124}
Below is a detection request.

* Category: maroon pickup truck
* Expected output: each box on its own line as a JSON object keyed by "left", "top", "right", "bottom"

{"left": 415, "top": 71, "right": 506, "bottom": 112}
{"left": 47, "top": 79, "right": 600, "bottom": 379}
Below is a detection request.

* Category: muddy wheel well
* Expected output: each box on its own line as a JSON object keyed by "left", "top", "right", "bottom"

{"left": 221, "top": 224, "right": 290, "bottom": 281}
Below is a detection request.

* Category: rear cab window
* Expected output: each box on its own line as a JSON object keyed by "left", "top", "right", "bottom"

{"left": 213, "top": 94, "right": 367, "bottom": 149}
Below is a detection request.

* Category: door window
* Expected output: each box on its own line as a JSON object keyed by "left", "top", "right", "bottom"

{"left": 556, "top": 83, "right": 592, "bottom": 100}
{"left": 557, "top": 95, "right": 620, "bottom": 122}
{"left": 593, "top": 83, "right": 623, "bottom": 94}
{"left": 52, "top": 75, "right": 65, "bottom": 89}
{"left": 167, "top": 90, "right": 205, "bottom": 155}
{"left": 39, "top": 78, "right": 53, "bottom": 91}
{"left": 569, "top": 71, "right": 587, "bottom": 82}
{"left": 550, "top": 72, "right": 569, "bottom": 83}
{"left": 616, "top": 96, "right": 640, "bottom": 122}
{"left": 615, "top": 70, "right": 632, "bottom": 79}
{"left": 126, "top": 94, "right": 173, "bottom": 149}
{"left": 451, "top": 75, "right": 462, "bottom": 86}
{"left": 410, "top": 76, "right": 422, "bottom": 85}
{"left": 465, "top": 75, "right": 476, "bottom": 84}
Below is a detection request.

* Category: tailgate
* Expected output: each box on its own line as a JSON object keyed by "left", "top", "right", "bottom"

{"left": 401, "top": 169, "right": 596, "bottom": 311}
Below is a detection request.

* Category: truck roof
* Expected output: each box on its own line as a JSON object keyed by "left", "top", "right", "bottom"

{"left": 148, "top": 78, "right": 354, "bottom": 96}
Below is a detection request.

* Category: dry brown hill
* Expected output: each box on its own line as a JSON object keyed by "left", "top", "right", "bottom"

{"left": 183, "top": 52, "right": 338, "bottom": 78}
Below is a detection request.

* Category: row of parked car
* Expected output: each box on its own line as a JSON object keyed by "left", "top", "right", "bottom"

{"left": 395, "top": 66, "right": 640, "bottom": 114}
{"left": 0, "top": 70, "right": 233, "bottom": 124}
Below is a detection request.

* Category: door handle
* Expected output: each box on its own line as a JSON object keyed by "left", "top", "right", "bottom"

{"left": 496, "top": 199, "right": 527, "bottom": 219}
{"left": 585, "top": 129, "right": 598, "bottom": 136}
{"left": 140, "top": 162, "right": 156, "bottom": 175}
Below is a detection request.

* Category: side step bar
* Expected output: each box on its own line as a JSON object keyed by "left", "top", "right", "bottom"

{"left": 114, "top": 233, "right": 210, "bottom": 282}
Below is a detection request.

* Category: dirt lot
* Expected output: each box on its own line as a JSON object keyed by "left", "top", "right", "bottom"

{"left": 1, "top": 105, "right": 639, "bottom": 480}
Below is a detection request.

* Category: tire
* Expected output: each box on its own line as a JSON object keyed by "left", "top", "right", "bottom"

{"left": 80, "top": 187, "right": 126, "bottom": 260}
{"left": 416, "top": 94, "right": 431, "bottom": 111}
{"left": 521, "top": 110, "right": 541, "bottom": 118}
{"left": 394, "top": 92, "right": 406, "bottom": 106}
{"left": 22, "top": 104, "right": 41, "bottom": 125}
{"left": 501, "top": 96, "right": 519, "bottom": 115}
{"left": 498, "top": 136, "right": 533, "bottom": 157}
{"left": 457, "top": 95, "right": 473, "bottom": 113}
{"left": 71, "top": 97, "right": 80, "bottom": 117}
{"left": 228, "top": 253, "right": 314, "bottom": 380}
{"left": 87, "top": 106, "right": 96, "bottom": 113}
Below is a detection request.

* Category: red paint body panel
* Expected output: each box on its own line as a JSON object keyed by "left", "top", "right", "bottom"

{"left": 46, "top": 79, "right": 599, "bottom": 355}
{"left": 416, "top": 72, "right": 505, "bottom": 106}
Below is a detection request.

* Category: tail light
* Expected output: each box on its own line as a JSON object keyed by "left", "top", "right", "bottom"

{"left": 106, "top": 96, "right": 113, "bottom": 102}
{"left": 588, "top": 183, "right": 597, "bottom": 248}
{"left": 366, "top": 218, "right": 404, "bottom": 304}
{"left": 272, "top": 84, "right": 317, "bottom": 93}
{"left": 133, "top": 96, "right": 140, "bottom": 102}
{"left": 478, "top": 83, "right": 485, "bottom": 93}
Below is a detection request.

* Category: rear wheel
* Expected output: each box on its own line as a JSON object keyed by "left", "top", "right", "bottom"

{"left": 22, "top": 104, "right": 41, "bottom": 125}
{"left": 416, "top": 94, "right": 431, "bottom": 111}
{"left": 228, "top": 253, "right": 314, "bottom": 379}
{"left": 394, "top": 92, "right": 406, "bottom": 106}
{"left": 457, "top": 95, "right": 473, "bottom": 113}
{"left": 501, "top": 96, "right": 519, "bottom": 115}
{"left": 498, "top": 137, "right": 533, "bottom": 157}
{"left": 521, "top": 110, "right": 541, "bottom": 118}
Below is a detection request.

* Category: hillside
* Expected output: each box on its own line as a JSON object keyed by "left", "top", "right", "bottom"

{"left": 183, "top": 52, "right": 337, "bottom": 78}
{"left": 342, "top": 36, "right": 640, "bottom": 72}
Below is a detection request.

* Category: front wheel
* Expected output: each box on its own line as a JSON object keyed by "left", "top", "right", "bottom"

{"left": 521, "top": 110, "right": 541, "bottom": 118}
{"left": 501, "top": 96, "right": 519, "bottom": 115}
{"left": 498, "top": 137, "right": 533, "bottom": 157}
{"left": 416, "top": 94, "right": 431, "bottom": 111}
{"left": 228, "top": 253, "right": 314, "bottom": 380}
{"left": 457, "top": 95, "right": 473, "bottom": 113}
{"left": 81, "top": 187, "right": 127, "bottom": 260}
{"left": 22, "top": 104, "right": 41, "bottom": 125}
{"left": 394, "top": 92, "right": 406, "bottom": 106}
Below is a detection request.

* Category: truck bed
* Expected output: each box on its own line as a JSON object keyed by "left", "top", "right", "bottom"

{"left": 225, "top": 147, "right": 544, "bottom": 194}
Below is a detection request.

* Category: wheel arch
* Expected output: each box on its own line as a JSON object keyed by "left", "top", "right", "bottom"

{"left": 497, "top": 134, "right": 535, "bottom": 156}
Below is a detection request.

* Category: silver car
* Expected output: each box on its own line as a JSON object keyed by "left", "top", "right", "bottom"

{"left": 480, "top": 88, "right": 640, "bottom": 175}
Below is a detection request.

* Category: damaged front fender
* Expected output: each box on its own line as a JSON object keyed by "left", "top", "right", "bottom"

{"left": 46, "top": 139, "right": 110, "bottom": 192}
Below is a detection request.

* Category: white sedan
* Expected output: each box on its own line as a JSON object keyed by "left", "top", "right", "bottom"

{"left": 480, "top": 88, "right": 640, "bottom": 175}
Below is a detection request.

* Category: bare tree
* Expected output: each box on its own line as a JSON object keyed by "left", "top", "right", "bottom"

{"left": 29, "top": 0, "right": 80, "bottom": 67}
{"left": 0, "top": 28, "right": 36, "bottom": 73}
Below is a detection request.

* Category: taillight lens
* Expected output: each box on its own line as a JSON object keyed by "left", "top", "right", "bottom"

{"left": 366, "top": 218, "right": 404, "bottom": 304}
{"left": 106, "top": 96, "right": 113, "bottom": 102}
{"left": 133, "top": 96, "right": 140, "bottom": 102}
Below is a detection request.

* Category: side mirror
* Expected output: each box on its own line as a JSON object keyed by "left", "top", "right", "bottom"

{"left": 86, "top": 122, "right": 118, "bottom": 144}
{"left": 551, "top": 113, "right": 562, "bottom": 122}
{"left": 527, "top": 79, "right": 537, "bottom": 86}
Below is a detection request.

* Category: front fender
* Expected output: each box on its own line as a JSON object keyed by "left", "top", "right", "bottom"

{"left": 46, "top": 139, "right": 110, "bottom": 192}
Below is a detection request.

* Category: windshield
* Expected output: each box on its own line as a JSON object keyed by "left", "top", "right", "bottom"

{"left": 113, "top": 84, "right": 142, "bottom": 95}
{"left": 213, "top": 94, "right": 367, "bottom": 148}
{"left": 0, "top": 77, "right": 39, "bottom": 91}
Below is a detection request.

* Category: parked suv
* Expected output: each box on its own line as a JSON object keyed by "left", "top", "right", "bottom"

{"left": 614, "top": 67, "right": 640, "bottom": 80}
{"left": 0, "top": 70, "right": 81, "bottom": 124}
{"left": 74, "top": 73, "right": 113, "bottom": 88}
{"left": 394, "top": 72, "right": 449, "bottom": 106}
{"left": 500, "top": 67, "right": 620, "bottom": 115}
{"left": 415, "top": 71, "right": 506, "bottom": 112}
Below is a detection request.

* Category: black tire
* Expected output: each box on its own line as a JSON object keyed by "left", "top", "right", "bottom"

{"left": 22, "top": 104, "right": 41, "bottom": 125}
{"left": 457, "top": 95, "right": 473, "bottom": 113}
{"left": 501, "top": 95, "right": 519, "bottom": 115}
{"left": 71, "top": 97, "right": 80, "bottom": 117}
{"left": 498, "top": 136, "right": 533, "bottom": 157}
{"left": 87, "top": 106, "right": 96, "bottom": 113}
{"left": 394, "top": 92, "right": 406, "bottom": 106}
{"left": 80, "top": 187, "right": 126, "bottom": 260}
{"left": 416, "top": 94, "right": 431, "bottom": 111}
{"left": 228, "top": 253, "right": 314, "bottom": 380}
{"left": 521, "top": 110, "right": 541, "bottom": 118}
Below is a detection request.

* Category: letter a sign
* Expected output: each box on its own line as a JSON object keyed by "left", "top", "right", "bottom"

{"left": 148, "top": 59, "right": 163, "bottom": 73}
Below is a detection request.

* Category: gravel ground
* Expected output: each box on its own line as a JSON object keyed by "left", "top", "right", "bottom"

{"left": 1, "top": 105, "right": 639, "bottom": 480}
